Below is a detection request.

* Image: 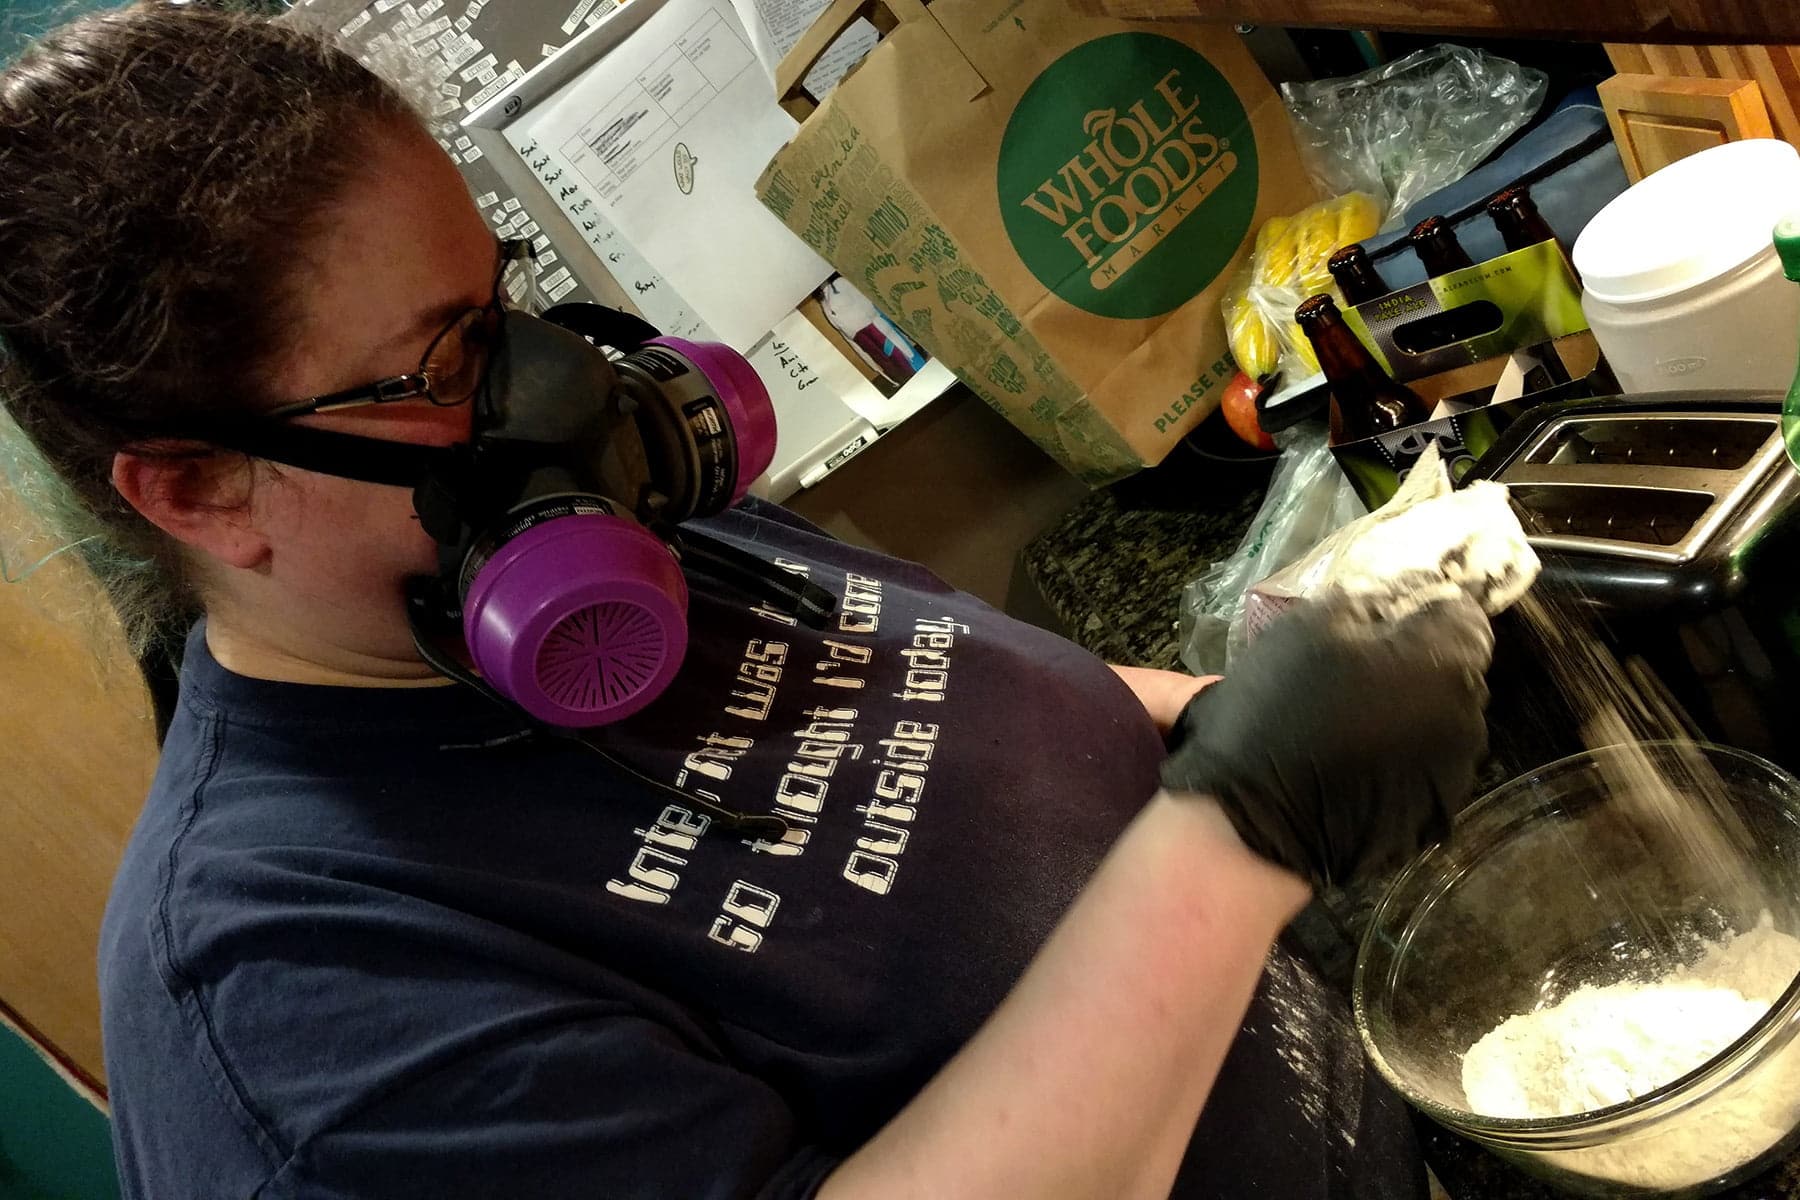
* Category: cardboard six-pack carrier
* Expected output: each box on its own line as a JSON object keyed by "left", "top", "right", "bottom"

{"left": 1330, "top": 239, "right": 1605, "bottom": 509}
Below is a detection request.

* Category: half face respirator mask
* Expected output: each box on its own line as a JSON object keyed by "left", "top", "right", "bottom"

{"left": 191, "top": 269, "right": 836, "bottom": 745}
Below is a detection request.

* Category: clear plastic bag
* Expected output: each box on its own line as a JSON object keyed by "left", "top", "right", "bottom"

{"left": 1243, "top": 441, "right": 1539, "bottom": 638}
{"left": 1177, "top": 422, "right": 1365, "bottom": 675}
{"left": 1280, "top": 45, "right": 1548, "bottom": 231}
{"left": 1222, "top": 191, "right": 1382, "bottom": 381}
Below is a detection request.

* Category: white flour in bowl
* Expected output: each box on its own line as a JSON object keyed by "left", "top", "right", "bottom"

{"left": 1459, "top": 916, "right": 1800, "bottom": 1189}
{"left": 1463, "top": 916, "right": 1800, "bottom": 1119}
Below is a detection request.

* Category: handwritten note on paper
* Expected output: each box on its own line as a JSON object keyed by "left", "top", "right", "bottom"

{"left": 513, "top": 128, "right": 713, "bottom": 340}
{"left": 763, "top": 335, "right": 823, "bottom": 394}
{"left": 758, "top": 308, "right": 952, "bottom": 431}
{"left": 509, "top": 0, "right": 830, "bottom": 351}
{"left": 745, "top": 314, "right": 877, "bottom": 492}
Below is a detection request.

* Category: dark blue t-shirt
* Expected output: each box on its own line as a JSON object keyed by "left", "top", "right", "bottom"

{"left": 99, "top": 501, "right": 1422, "bottom": 1199}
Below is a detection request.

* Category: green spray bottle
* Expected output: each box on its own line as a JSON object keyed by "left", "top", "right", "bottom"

{"left": 1780, "top": 215, "right": 1800, "bottom": 468}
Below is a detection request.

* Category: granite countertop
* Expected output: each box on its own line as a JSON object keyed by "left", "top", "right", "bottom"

{"left": 1020, "top": 468, "right": 1800, "bottom": 1200}
{"left": 1022, "top": 481, "right": 1267, "bottom": 671}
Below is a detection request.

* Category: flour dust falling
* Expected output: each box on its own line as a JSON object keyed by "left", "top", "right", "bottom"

{"left": 1511, "top": 588, "right": 1766, "bottom": 947}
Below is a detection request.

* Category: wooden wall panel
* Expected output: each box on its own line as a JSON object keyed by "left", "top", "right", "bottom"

{"left": 1605, "top": 43, "right": 1652, "bottom": 73}
{"left": 1607, "top": 42, "right": 1800, "bottom": 147}
{"left": 0, "top": 486, "right": 157, "bottom": 1092}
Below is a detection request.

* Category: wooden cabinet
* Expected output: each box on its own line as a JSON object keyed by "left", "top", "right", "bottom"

{"left": 1607, "top": 44, "right": 1800, "bottom": 147}
{"left": 1069, "top": 0, "right": 1800, "bottom": 43}
{"left": 1072, "top": 0, "right": 1800, "bottom": 187}
{"left": 1598, "top": 74, "right": 1775, "bottom": 181}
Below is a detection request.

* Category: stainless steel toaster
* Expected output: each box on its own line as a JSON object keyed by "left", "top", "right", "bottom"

{"left": 1468, "top": 393, "right": 1800, "bottom": 772}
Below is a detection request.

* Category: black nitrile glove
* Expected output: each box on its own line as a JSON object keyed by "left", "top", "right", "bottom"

{"left": 1161, "top": 593, "right": 1494, "bottom": 887}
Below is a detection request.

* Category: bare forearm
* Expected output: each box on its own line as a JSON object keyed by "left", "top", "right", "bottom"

{"left": 819, "top": 792, "right": 1310, "bottom": 1200}
{"left": 1109, "top": 665, "right": 1219, "bottom": 737}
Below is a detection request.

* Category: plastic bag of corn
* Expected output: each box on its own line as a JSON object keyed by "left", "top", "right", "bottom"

{"left": 1222, "top": 191, "right": 1382, "bottom": 381}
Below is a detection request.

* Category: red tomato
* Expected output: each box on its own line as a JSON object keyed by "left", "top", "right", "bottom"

{"left": 1220, "top": 371, "right": 1276, "bottom": 452}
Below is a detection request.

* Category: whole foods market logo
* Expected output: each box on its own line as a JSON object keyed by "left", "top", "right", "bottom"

{"left": 998, "top": 33, "right": 1258, "bottom": 320}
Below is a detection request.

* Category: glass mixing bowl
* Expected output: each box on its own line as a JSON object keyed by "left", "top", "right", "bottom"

{"left": 1355, "top": 742, "right": 1800, "bottom": 1197}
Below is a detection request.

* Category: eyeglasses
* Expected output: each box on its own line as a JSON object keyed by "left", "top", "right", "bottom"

{"left": 266, "top": 238, "right": 534, "bottom": 421}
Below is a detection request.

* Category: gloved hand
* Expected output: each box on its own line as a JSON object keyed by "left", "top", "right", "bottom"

{"left": 1161, "top": 592, "right": 1493, "bottom": 887}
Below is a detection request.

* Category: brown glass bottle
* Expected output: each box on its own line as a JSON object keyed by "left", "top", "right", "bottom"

{"left": 1489, "top": 183, "right": 1582, "bottom": 290}
{"left": 1489, "top": 183, "right": 1580, "bottom": 390}
{"left": 1410, "top": 216, "right": 1475, "bottom": 278}
{"left": 1295, "top": 294, "right": 1432, "bottom": 444}
{"left": 1486, "top": 185, "right": 1557, "bottom": 252}
{"left": 1327, "top": 243, "right": 1393, "bottom": 306}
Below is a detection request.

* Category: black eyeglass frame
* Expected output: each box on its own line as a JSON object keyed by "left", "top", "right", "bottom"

{"left": 264, "top": 237, "right": 533, "bottom": 421}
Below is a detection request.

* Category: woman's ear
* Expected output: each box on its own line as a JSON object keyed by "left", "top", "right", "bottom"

{"left": 111, "top": 446, "right": 270, "bottom": 570}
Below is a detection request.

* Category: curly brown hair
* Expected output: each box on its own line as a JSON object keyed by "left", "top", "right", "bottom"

{"left": 0, "top": 3, "right": 422, "bottom": 659}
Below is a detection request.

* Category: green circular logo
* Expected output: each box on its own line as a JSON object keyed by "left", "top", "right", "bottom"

{"left": 997, "top": 33, "right": 1259, "bottom": 320}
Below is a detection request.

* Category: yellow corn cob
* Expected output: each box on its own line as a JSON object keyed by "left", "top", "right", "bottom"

{"left": 1334, "top": 192, "right": 1382, "bottom": 247}
{"left": 1296, "top": 266, "right": 1335, "bottom": 297}
{"left": 1282, "top": 321, "right": 1321, "bottom": 375}
{"left": 1256, "top": 227, "right": 1300, "bottom": 289}
{"left": 1228, "top": 303, "right": 1281, "bottom": 378}
{"left": 1291, "top": 213, "right": 1340, "bottom": 287}
{"left": 1255, "top": 215, "right": 1292, "bottom": 256}
{"left": 1224, "top": 271, "right": 1281, "bottom": 378}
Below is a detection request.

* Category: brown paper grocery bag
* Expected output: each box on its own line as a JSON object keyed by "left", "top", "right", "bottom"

{"left": 757, "top": 0, "right": 1315, "bottom": 483}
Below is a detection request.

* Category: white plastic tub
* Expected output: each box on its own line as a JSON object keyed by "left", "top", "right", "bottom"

{"left": 1573, "top": 139, "right": 1800, "bottom": 394}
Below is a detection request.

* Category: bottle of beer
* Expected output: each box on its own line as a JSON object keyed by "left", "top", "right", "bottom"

{"left": 1410, "top": 216, "right": 1475, "bottom": 278}
{"left": 1487, "top": 186, "right": 1558, "bottom": 253}
{"left": 1489, "top": 183, "right": 1579, "bottom": 388}
{"left": 1489, "top": 182, "right": 1582, "bottom": 290}
{"left": 1295, "top": 294, "right": 1432, "bottom": 444}
{"left": 1328, "top": 243, "right": 1393, "bottom": 306}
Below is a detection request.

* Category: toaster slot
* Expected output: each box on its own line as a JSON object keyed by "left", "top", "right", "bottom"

{"left": 1521, "top": 415, "right": 1773, "bottom": 472}
{"left": 1509, "top": 484, "right": 1715, "bottom": 548}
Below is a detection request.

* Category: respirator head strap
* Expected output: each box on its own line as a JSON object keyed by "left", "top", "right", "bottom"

{"left": 404, "top": 576, "right": 790, "bottom": 840}
{"left": 539, "top": 300, "right": 662, "bottom": 352}
{"left": 184, "top": 420, "right": 454, "bottom": 490}
{"left": 669, "top": 526, "right": 838, "bottom": 629}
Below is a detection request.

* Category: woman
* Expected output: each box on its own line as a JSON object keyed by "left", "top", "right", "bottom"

{"left": 0, "top": 8, "right": 1491, "bottom": 1198}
